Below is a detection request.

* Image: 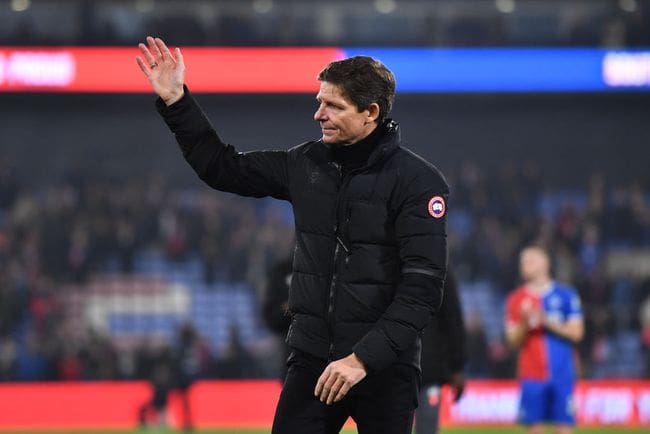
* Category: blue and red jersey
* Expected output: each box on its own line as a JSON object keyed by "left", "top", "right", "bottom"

{"left": 505, "top": 282, "right": 583, "bottom": 383}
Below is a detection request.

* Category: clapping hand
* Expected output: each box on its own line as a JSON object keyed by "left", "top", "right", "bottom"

{"left": 136, "top": 36, "right": 185, "bottom": 106}
{"left": 521, "top": 304, "right": 543, "bottom": 331}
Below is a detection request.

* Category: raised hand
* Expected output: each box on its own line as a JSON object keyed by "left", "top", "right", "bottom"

{"left": 136, "top": 36, "right": 185, "bottom": 106}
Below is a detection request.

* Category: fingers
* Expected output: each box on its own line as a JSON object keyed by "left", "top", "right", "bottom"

{"left": 140, "top": 36, "right": 180, "bottom": 67}
{"left": 314, "top": 366, "right": 330, "bottom": 398}
{"left": 326, "top": 377, "right": 345, "bottom": 405}
{"left": 138, "top": 42, "right": 156, "bottom": 67}
{"left": 333, "top": 382, "right": 351, "bottom": 403}
{"left": 155, "top": 37, "right": 174, "bottom": 62}
{"left": 175, "top": 47, "right": 184, "bottom": 68}
{"left": 147, "top": 36, "right": 163, "bottom": 60}
{"left": 315, "top": 361, "right": 365, "bottom": 405}
{"left": 317, "top": 373, "right": 338, "bottom": 404}
{"left": 135, "top": 56, "right": 151, "bottom": 77}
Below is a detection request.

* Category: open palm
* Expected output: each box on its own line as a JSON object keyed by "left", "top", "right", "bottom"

{"left": 136, "top": 36, "right": 185, "bottom": 105}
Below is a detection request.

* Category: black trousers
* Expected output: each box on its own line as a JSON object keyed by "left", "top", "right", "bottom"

{"left": 272, "top": 350, "right": 419, "bottom": 434}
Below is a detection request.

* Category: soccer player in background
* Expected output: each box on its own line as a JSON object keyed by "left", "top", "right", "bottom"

{"left": 505, "top": 245, "right": 584, "bottom": 434}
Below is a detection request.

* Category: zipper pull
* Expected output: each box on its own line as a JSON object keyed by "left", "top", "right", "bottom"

{"left": 336, "top": 236, "right": 350, "bottom": 254}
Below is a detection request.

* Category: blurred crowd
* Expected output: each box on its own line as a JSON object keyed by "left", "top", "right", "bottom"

{"left": 0, "top": 157, "right": 648, "bottom": 382}
{"left": 0, "top": 160, "right": 293, "bottom": 381}
{"left": 1, "top": 0, "right": 649, "bottom": 48}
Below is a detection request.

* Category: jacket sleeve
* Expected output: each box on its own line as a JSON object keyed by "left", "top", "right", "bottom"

{"left": 353, "top": 168, "right": 448, "bottom": 373}
{"left": 156, "top": 86, "right": 290, "bottom": 201}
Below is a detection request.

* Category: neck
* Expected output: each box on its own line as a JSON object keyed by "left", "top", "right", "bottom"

{"left": 527, "top": 276, "right": 552, "bottom": 293}
{"left": 343, "top": 122, "right": 379, "bottom": 147}
{"left": 331, "top": 120, "right": 386, "bottom": 174}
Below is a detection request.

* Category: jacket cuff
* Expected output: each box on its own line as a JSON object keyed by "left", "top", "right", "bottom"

{"left": 155, "top": 84, "right": 208, "bottom": 132}
{"left": 155, "top": 84, "right": 191, "bottom": 113}
{"left": 352, "top": 330, "right": 397, "bottom": 374}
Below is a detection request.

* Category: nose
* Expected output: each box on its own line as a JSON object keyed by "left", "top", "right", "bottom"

{"left": 314, "top": 104, "right": 326, "bottom": 122}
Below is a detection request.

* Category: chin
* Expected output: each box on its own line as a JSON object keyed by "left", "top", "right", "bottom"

{"left": 322, "top": 136, "right": 342, "bottom": 145}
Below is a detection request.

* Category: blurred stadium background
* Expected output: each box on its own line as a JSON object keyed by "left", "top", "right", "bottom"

{"left": 0, "top": 0, "right": 649, "bottom": 432}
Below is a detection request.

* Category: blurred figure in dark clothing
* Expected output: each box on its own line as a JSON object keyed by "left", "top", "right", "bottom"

{"left": 640, "top": 294, "right": 650, "bottom": 377}
{"left": 137, "top": 342, "right": 174, "bottom": 430}
{"left": 415, "top": 270, "right": 466, "bottom": 434}
{"left": 214, "top": 326, "right": 259, "bottom": 379}
{"left": 137, "top": 323, "right": 209, "bottom": 433}
{"left": 172, "top": 322, "right": 210, "bottom": 432}
{"left": 262, "top": 255, "right": 293, "bottom": 380}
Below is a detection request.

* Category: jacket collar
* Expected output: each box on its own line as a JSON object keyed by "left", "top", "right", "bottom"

{"left": 366, "top": 119, "right": 400, "bottom": 168}
{"left": 304, "top": 119, "right": 401, "bottom": 170}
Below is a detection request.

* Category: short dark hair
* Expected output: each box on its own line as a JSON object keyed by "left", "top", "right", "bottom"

{"left": 318, "top": 56, "right": 396, "bottom": 122}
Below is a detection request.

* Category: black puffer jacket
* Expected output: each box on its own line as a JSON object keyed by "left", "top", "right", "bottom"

{"left": 157, "top": 88, "right": 449, "bottom": 374}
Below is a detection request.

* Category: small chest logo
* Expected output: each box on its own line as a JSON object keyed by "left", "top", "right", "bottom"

{"left": 428, "top": 196, "right": 446, "bottom": 219}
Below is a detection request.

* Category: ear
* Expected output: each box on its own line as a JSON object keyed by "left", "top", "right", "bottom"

{"left": 365, "top": 103, "right": 380, "bottom": 123}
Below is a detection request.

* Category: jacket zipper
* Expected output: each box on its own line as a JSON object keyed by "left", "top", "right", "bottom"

{"left": 323, "top": 134, "right": 393, "bottom": 362}
{"left": 326, "top": 162, "right": 359, "bottom": 362}
{"left": 327, "top": 240, "right": 340, "bottom": 362}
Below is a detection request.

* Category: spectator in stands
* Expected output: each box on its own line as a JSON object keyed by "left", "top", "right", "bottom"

{"left": 198, "top": 210, "right": 226, "bottom": 285}
{"left": 0, "top": 159, "right": 18, "bottom": 210}
{"left": 78, "top": 329, "right": 119, "bottom": 380}
{"left": 640, "top": 294, "right": 650, "bottom": 377}
{"left": 0, "top": 337, "right": 17, "bottom": 381}
{"left": 262, "top": 253, "right": 293, "bottom": 380}
{"left": 215, "top": 325, "right": 259, "bottom": 379}
{"left": 464, "top": 311, "right": 488, "bottom": 378}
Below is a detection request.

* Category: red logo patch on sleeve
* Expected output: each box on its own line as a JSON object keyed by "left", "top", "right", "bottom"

{"left": 428, "top": 196, "right": 446, "bottom": 219}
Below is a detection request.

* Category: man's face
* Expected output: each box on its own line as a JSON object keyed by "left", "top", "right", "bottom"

{"left": 519, "top": 247, "right": 550, "bottom": 282}
{"left": 314, "top": 81, "right": 376, "bottom": 145}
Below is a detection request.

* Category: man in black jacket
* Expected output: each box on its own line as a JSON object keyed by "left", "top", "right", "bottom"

{"left": 416, "top": 270, "right": 466, "bottom": 434}
{"left": 137, "top": 36, "right": 449, "bottom": 434}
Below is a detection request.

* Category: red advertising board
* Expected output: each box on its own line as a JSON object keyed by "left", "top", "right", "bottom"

{"left": 0, "top": 47, "right": 343, "bottom": 93}
{"left": 0, "top": 380, "right": 648, "bottom": 430}
{"left": 0, "top": 382, "right": 151, "bottom": 430}
{"left": 440, "top": 380, "right": 650, "bottom": 427}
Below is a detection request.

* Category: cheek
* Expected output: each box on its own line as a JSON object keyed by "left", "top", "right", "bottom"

{"left": 339, "top": 116, "right": 359, "bottom": 131}
{"left": 326, "top": 116, "right": 345, "bottom": 134}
